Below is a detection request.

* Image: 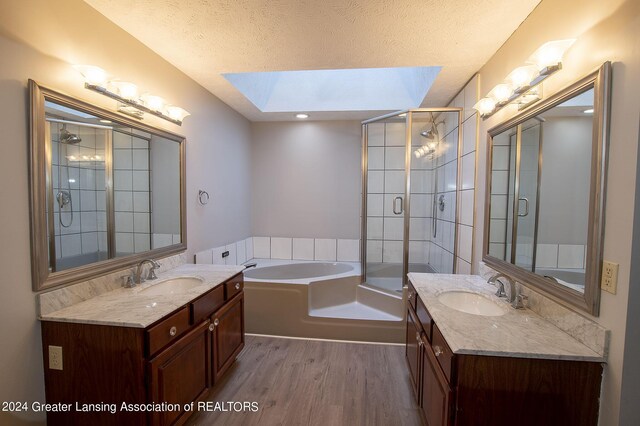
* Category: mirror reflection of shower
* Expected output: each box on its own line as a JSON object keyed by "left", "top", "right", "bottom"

{"left": 414, "top": 112, "right": 444, "bottom": 159}
{"left": 56, "top": 124, "right": 82, "bottom": 228}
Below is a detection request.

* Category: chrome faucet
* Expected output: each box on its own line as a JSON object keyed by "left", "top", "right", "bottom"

{"left": 488, "top": 273, "right": 526, "bottom": 309}
{"left": 243, "top": 262, "right": 257, "bottom": 270}
{"left": 135, "top": 259, "right": 161, "bottom": 284}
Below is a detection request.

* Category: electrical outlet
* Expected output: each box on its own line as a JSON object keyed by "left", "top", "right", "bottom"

{"left": 601, "top": 261, "right": 618, "bottom": 294}
{"left": 49, "top": 345, "right": 63, "bottom": 370}
{"left": 222, "top": 251, "right": 229, "bottom": 258}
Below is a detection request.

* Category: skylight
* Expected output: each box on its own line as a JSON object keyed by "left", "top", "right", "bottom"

{"left": 223, "top": 67, "right": 441, "bottom": 113}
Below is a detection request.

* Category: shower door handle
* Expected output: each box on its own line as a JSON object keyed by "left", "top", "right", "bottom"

{"left": 518, "top": 197, "right": 530, "bottom": 217}
{"left": 393, "top": 196, "right": 404, "bottom": 215}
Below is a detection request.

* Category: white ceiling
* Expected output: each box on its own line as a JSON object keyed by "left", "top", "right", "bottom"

{"left": 83, "top": 0, "right": 542, "bottom": 122}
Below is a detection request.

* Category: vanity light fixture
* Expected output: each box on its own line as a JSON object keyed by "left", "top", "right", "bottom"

{"left": 73, "top": 64, "right": 190, "bottom": 125}
{"left": 473, "top": 39, "right": 576, "bottom": 119}
{"left": 295, "top": 113, "right": 309, "bottom": 119}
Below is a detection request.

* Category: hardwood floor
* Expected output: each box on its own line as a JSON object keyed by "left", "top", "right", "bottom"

{"left": 186, "top": 335, "right": 423, "bottom": 426}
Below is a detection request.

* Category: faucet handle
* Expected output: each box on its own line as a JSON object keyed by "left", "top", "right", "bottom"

{"left": 121, "top": 274, "right": 135, "bottom": 288}
{"left": 494, "top": 281, "right": 507, "bottom": 298}
{"left": 146, "top": 261, "right": 161, "bottom": 280}
{"left": 513, "top": 294, "right": 529, "bottom": 309}
{"left": 146, "top": 268, "right": 159, "bottom": 280}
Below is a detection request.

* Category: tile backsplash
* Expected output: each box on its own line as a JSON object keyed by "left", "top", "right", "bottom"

{"left": 194, "top": 236, "right": 361, "bottom": 265}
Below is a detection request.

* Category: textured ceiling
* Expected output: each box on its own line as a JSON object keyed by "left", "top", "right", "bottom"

{"left": 83, "top": 0, "right": 541, "bottom": 121}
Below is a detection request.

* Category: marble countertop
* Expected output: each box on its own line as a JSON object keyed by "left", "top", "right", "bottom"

{"left": 408, "top": 273, "right": 604, "bottom": 362}
{"left": 39, "top": 265, "right": 244, "bottom": 328}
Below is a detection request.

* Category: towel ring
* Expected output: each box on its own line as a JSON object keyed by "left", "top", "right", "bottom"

{"left": 198, "top": 190, "right": 210, "bottom": 205}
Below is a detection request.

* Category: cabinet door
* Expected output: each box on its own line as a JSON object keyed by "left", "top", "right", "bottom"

{"left": 421, "top": 334, "right": 453, "bottom": 426}
{"left": 405, "top": 307, "right": 422, "bottom": 399}
{"left": 148, "top": 320, "right": 211, "bottom": 426}
{"left": 211, "top": 292, "right": 245, "bottom": 383}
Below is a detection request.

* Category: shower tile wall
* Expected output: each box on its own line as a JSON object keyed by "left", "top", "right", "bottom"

{"left": 50, "top": 123, "right": 108, "bottom": 269}
{"left": 451, "top": 75, "right": 479, "bottom": 274}
{"left": 113, "top": 130, "right": 151, "bottom": 256}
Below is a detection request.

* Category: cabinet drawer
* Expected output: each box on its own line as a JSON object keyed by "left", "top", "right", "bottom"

{"left": 147, "top": 307, "right": 190, "bottom": 356}
{"left": 432, "top": 324, "right": 455, "bottom": 383}
{"left": 225, "top": 274, "right": 243, "bottom": 299}
{"left": 407, "top": 281, "right": 417, "bottom": 311}
{"left": 191, "top": 285, "right": 225, "bottom": 324}
{"left": 416, "top": 296, "right": 432, "bottom": 342}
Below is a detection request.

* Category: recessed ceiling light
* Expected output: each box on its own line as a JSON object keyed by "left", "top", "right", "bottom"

{"left": 295, "top": 113, "right": 309, "bottom": 119}
{"left": 99, "top": 119, "right": 112, "bottom": 123}
{"left": 583, "top": 108, "right": 594, "bottom": 114}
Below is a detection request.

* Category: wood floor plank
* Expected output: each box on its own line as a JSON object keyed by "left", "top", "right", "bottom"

{"left": 186, "top": 335, "right": 423, "bottom": 426}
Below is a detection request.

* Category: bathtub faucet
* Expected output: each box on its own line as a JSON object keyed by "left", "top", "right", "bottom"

{"left": 243, "top": 262, "right": 257, "bottom": 270}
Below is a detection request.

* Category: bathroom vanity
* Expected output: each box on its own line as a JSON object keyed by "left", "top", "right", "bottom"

{"left": 39, "top": 265, "right": 245, "bottom": 425}
{"left": 406, "top": 274, "right": 605, "bottom": 426}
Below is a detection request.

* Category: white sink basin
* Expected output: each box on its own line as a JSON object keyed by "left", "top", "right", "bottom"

{"left": 438, "top": 291, "right": 507, "bottom": 317}
{"left": 140, "top": 277, "right": 204, "bottom": 296}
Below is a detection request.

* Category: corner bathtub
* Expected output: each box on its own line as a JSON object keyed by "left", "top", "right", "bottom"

{"left": 242, "top": 259, "right": 405, "bottom": 343}
{"left": 243, "top": 260, "right": 355, "bottom": 282}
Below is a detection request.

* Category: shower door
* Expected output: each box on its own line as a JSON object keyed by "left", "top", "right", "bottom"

{"left": 362, "top": 117, "right": 407, "bottom": 292}
{"left": 362, "top": 109, "right": 462, "bottom": 293}
{"left": 514, "top": 120, "right": 542, "bottom": 270}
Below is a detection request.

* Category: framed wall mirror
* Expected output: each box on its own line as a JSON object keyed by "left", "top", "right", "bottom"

{"left": 29, "top": 80, "right": 187, "bottom": 292}
{"left": 483, "top": 62, "right": 611, "bottom": 315}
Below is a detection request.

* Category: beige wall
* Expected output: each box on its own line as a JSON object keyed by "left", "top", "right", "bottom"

{"left": 473, "top": 0, "right": 640, "bottom": 424}
{"left": 0, "top": 1, "right": 252, "bottom": 423}
{"left": 251, "top": 121, "right": 362, "bottom": 239}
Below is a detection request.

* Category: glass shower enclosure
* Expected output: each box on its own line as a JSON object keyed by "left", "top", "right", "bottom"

{"left": 361, "top": 109, "right": 463, "bottom": 293}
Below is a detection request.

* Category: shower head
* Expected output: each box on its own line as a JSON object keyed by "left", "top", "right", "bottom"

{"left": 420, "top": 128, "right": 437, "bottom": 140}
{"left": 60, "top": 126, "right": 82, "bottom": 144}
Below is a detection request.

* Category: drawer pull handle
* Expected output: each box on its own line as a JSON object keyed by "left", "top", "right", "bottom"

{"left": 418, "top": 340, "right": 423, "bottom": 347}
{"left": 408, "top": 292, "right": 413, "bottom": 300}
{"left": 415, "top": 332, "right": 421, "bottom": 342}
{"left": 434, "top": 345, "right": 443, "bottom": 357}
{"left": 169, "top": 326, "right": 177, "bottom": 337}
{"left": 214, "top": 318, "right": 220, "bottom": 327}
{"left": 208, "top": 323, "right": 215, "bottom": 332}
{"left": 235, "top": 283, "right": 241, "bottom": 290}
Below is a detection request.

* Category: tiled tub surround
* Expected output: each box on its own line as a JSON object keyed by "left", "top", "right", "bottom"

{"left": 38, "top": 253, "right": 188, "bottom": 316}
{"left": 39, "top": 262, "right": 243, "bottom": 327}
{"left": 409, "top": 272, "right": 607, "bottom": 361}
{"left": 478, "top": 262, "right": 608, "bottom": 357}
{"left": 194, "top": 236, "right": 361, "bottom": 265}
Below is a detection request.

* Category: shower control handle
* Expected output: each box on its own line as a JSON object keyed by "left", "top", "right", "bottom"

{"left": 393, "top": 196, "right": 404, "bottom": 215}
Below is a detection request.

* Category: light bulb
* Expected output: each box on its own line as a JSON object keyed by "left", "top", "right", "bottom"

{"left": 473, "top": 98, "right": 497, "bottom": 116}
{"left": 166, "top": 105, "right": 191, "bottom": 121}
{"left": 528, "top": 39, "right": 576, "bottom": 70}
{"left": 110, "top": 81, "right": 138, "bottom": 101}
{"left": 488, "top": 83, "right": 513, "bottom": 103}
{"left": 506, "top": 65, "right": 539, "bottom": 91}
{"left": 73, "top": 65, "right": 108, "bottom": 86}
{"left": 142, "top": 94, "right": 165, "bottom": 111}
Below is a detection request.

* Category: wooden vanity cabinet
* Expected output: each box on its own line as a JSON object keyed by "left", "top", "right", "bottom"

{"left": 41, "top": 272, "right": 245, "bottom": 426}
{"left": 211, "top": 291, "right": 245, "bottom": 383}
{"left": 406, "top": 281, "right": 603, "bottom": 426}
{"left": 148, "top": 320, "right": 211, "bottom": 426}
